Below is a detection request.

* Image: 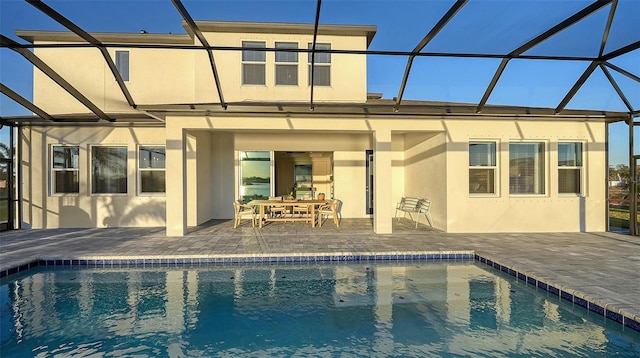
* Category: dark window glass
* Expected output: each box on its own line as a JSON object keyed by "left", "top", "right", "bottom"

{"left": 469, "top": 142, "right": 497, "bottom": 194}
{"left": 558, "top": 142, "right": 582, "bottom": 194}
{"left": 307, "top": 43, "right": 331, "bottom": 63}
{"left": 141, "top": 171, "right": 166, "bottom": 193}
{"left": 243, "top": 64, "right": 265, "bottom": 85}
{"left": 242, "top": 41, "right": 266, "bottom": 62}
{"left": 275, "top": 42, "right": 298, "bottom": 62}
{"left": 92, "top": 146, "right": 127, "bottom": 194}
{"left": 139, "top": 146, "right": 165, "bottom": 193}
{"left": 115, "top": 51, "right": 129, "bottom": 81}
{"left": 52, "top": 146, "right": 79, "bottom": 194}
{"left": 308, "top": 65, "right": 330, "bottom": 86}
{"left": 509, "top": 142, "right": 545, "bottom": 195}
{"left": 276, "top": 65, "right": 298, "bottom": 85}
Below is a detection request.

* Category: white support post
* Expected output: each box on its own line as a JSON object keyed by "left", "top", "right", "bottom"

{"left": 166, "top": 124, "right": 187, "bottom": 236}
{"left": 374, "top": 129, "right": 393, "bottom": 234}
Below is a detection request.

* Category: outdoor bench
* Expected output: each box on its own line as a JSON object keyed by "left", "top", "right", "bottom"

{"left": 395, "top": 196, "right": 433, "bottom": 228}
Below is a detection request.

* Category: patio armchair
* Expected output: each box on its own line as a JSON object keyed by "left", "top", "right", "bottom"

{"left": 317, "top": 199, "right": 340, "bottom": 227}
{"left": 233, "top": 200, "right": 256, "bottom": 228}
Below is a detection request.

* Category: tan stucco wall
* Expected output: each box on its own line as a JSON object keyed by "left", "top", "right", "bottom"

{"left": 32, "top": 30, "right": 367, "bottom": 114}
{"left": 20, "top": 116, "right": 607, "bottom": 234}
{"left": 445, "top": 120, "right": 607, "bottom": 233}
{"left": 20, "top": 126, "right": 167, "bottom": 229}
{"left": 33, "top": 44, "right": 195, "bottom": 114}
{"left": 403, "top": 132, "right": 447, "bottom": 230}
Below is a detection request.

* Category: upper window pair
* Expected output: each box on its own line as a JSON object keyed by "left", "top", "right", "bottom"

{"left": 241, "top": 41, "right": 330, "bottom": 86}
{"left": 468, "top": 141, "right": 582, "bottom": 195}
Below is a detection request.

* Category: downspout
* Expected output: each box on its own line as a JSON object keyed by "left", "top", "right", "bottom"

{"left": 16, "top": 124, "right": 22, "bottom": 229}
{"left": 629, "top": 114, "right": 637, "bottom": 235}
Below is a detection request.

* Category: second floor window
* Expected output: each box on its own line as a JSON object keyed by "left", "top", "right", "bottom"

{"left": 115, "top": 51, "right": 129, "bottom": 81}
{"left": 52, "top": 146, "right": 79, "bottom": 194}
{"left": 242, "top": 41, "right": 266, "bottom": 85}
{"left": 558, "top": 142, "right": 582, "bottom": 194}
{"left": 275, "top": 42, "right": 298, "bottom": 85}
{"left": 308, "top": 43, "right": 331, "bottom": 86}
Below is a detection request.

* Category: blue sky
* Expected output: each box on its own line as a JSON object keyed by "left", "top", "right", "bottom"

{"left": 1, "top": 0, "right": 638, "bottom": 165}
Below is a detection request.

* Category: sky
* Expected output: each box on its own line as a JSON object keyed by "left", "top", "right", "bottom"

{"left": 0, "top": 0, "right": 638, "bottom": 165}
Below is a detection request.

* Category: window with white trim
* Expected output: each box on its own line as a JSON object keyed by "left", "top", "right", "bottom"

{"left": 509, "top": 142, "right": 545, "bottom": 195}
{"left": 242, "top": 41, "right": 266, "bottom": 85}
{"left": 139, "top": 146, "right": 165, "bottom": 194}
{"left": 308, "top": 43, "right": 331, "bottom": 86}
{"left": 115, "top": 50, "right": 129, "bottom": 81}
{"left": 558, "top": 142, "right": 582, "bottom": 194}
{"left": 92, "top": 146, "right": 127, "bottom": 194}
{"left": 52, "top": 146, "right": 79, "bottom": 194}
{"left": 275, "top": 42, "right": 298, "bottom": 85}
{"left": 469, "top": 141, "right": 496, "bottom": 194}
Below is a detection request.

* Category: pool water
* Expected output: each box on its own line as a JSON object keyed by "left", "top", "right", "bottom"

{"left": 1, "top": 261, "right": 639, "bottom": 357}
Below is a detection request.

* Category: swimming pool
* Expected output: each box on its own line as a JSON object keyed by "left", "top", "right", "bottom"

{"left": 2, "top": 261, "right": 639, "bottom": 357}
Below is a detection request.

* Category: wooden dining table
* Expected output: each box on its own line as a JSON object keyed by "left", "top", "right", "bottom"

{"left": 247, "top": 199, "right": 329, "bottom": 228}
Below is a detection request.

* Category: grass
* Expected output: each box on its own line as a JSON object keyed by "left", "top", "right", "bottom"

{"left": 0, "top": 200, "right": 7, "bottom": 221}
{"left": 608, "top": 207, "right": 640, "bottom": 230}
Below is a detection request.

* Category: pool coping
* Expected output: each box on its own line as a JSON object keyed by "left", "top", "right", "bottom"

{"left": 1, "top": 250, "right": 639, "bottom": 333}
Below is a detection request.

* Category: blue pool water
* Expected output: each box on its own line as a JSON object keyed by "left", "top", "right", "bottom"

{"left": 1, "top": 261, "right": 639, "bottom": 357}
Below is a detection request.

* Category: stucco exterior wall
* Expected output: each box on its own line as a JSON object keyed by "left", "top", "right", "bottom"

{"left": 31, "top": 29, "right": 367, "bottom": 114}
{"left": 445, "top": 120, "right": 607, "bottom": 233}
{"left": 20, "top": 126, "right": 167, "bottom": 229}
{"left": 403, "top": 132, "right": 447, "bottom": 230}
{"left": 19, "top": 116, "right": 608, "bottom": 233}
{"left": 33, "top": 44, "right": 195, "bottom": 114}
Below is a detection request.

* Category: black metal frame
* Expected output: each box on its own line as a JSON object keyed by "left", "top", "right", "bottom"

{"left": 0, "top": 0, "right": 639, "bottom": 233}
{"left": 1, "top": 0, "right": 636, "bottom": 123}
{"left": 0, "top": 126, "right": 15, "bottom": 232}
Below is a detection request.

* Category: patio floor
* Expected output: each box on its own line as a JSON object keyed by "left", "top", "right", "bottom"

{"left": 1, "top": 218, "right": 639, "bottom": 331}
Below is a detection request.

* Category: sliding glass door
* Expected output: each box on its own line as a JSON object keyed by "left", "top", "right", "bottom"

{"left": 239, "top": 151, "right": 272, "bottom": 202}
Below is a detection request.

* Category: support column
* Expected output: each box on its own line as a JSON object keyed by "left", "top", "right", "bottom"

{"left": 629, "top": 115, "right": 637, "bottom": 235}
{"left": 374, "top": 129, "right": 393, "bottom": 234}
{"left": 166, "top": 123, "right": 187, "bottom": 236}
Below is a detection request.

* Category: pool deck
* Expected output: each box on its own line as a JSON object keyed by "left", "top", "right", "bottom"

{"left": 1, "top": 218, "right": 639, "bottom": 331}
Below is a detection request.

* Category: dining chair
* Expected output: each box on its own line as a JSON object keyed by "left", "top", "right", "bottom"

{"left": 317, "top": 199, "right": 340, "bottom": 227}
{"left": 268, "top": 196, "right": 287, "bottom": 218}
{"left": 233, "top": 200, "right": 256, "bottom": 228}
{"left": 292, "top": 203, "right": 310, "bottom": 218}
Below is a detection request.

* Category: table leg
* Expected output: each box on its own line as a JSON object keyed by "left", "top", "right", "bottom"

{"left": 311, "top": 204, "right": 316, "bottom": 228}
{"left": 259, "top": 205, "right": 265, "bottom": 228}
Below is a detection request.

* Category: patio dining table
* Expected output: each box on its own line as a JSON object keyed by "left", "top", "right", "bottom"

{"left": 247, "top": 199, "right": 329, "bottom": 228}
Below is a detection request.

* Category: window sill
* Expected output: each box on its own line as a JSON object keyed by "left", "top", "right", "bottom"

{"left": 469, "top": 194, "right": 499, "bottom": 198}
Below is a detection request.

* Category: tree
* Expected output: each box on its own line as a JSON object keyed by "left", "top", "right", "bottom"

{"left": 0, "top": 143, "right": 9, "bottom": 159}
{"left": 609, "top": 164, "right": 630, "bottom": 182}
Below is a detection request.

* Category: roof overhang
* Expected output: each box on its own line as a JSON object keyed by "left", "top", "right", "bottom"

{"left": 15, "top": 30, "right": 193, "bottom": 45}
{"left": 188, "top": 20, "right": 378, "bottom": 48}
